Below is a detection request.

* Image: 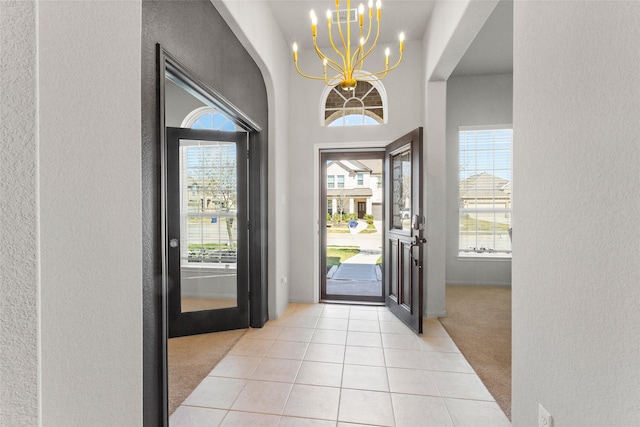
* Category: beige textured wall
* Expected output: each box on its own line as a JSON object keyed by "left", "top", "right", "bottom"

{"left": 512, "top": 1, "right": 640, "bottom": 425}
{"left": 1, "top": 1, "right": 145, "bottom": 424}
{"left": 0, "top": 2, "right": 39, "bottom": 425}
{"left": 37, "top": 1, "right": 143, "bottom": 424}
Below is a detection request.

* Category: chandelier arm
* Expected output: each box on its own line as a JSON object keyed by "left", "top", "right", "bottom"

{"left": 356, "top": 16, "right": 372, "bottom": 72}
{"left": 384, "top": 50, "right": 404, "bottom": 72}
{"left": 328, "top": 39, "right": 348, "bottom": 74}
{"left": 351, "top": 44, "right": 365, "bottom": 71}
{"left": 354, "top": 50, "right": 403, "bottom": 80}
{"left": 360, "top": 11, "right": 374, "bottom": 54}
{"left": 294, "top": 60, "right": 331, "bottom": 81}
{"left": 315, "top": 38, "right": 345, "bottom": 74}
{"left": 335, "top": 8, "right": 349, "bottom": 61}
{"left": 353, "top": 18, "right": 381, "bottom": 71}
{"left": 326, "top": 22, "right": 348, "bottom": 72}
{"left": 351, "top": 19, "right": 365, "bottom": 69}
{"left": 325, "top": 60, "right": 345, "bottom": 76}
{"left": 324, "top": 75, "right": 343, "bottom": 87}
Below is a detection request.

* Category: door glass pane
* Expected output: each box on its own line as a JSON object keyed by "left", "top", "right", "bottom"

{"left": 180, "top": 139, "right": 238, "bottom": 312}
{"left": 392, "top": 149, "right": 411, "bottom": 230}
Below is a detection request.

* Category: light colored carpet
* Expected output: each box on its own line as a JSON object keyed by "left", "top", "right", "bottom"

{"left": 168, "top": 328, "right": 247, "bottom": 415}
{"left": 439, "top": 285, "right": 512, "bottom": 420}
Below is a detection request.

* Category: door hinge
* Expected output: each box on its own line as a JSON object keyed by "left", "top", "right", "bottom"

{"left": 247, "top": 221, "right": 250, "bottom": 230}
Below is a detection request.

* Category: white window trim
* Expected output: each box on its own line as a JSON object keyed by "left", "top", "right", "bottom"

{"left": 318, "top": 73, "right": 389, "bottom": 126}
{"left": 457, "top": 253, "right": 512, "bottom": 261}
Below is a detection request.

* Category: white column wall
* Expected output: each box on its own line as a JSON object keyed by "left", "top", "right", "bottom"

{"left": 421, "top": 0, "right": 499, "bottom": 317}
{"left": 512, "top": 1, "right": 640, "bottom": 425}
{"left": 423, "top": 81, "right": 447, "bottom": 317}
{"left": 38, "top": 2, "right": 143, "bottom": 425}
{"left": 214, "top": 0, "right": 291, "bottom": 318}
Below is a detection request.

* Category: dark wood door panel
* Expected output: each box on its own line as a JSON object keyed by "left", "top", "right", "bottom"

{"left": 384, "top": 128, "right": 424, "bottom": 334}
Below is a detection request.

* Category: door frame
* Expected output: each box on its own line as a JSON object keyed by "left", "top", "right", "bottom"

{"left": 313, "top": 142, "right": 388, "bottom": 304}
{"left": 148, "top": 46, "right": 268, "bottom": 426}
{"left": 319, "top": 150, "right": 385, "bottom": 304}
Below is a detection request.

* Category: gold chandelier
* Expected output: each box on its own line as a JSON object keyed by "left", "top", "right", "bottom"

{"left": 292, "top": 0, "right": 404, "bottom": 91}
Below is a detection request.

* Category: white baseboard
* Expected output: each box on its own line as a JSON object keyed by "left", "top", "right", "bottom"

{"left": 445, "top": 282, "right": 511, "bottom": 287}
{"left": 425, "top": 310, "right": 447, "bottom": 318}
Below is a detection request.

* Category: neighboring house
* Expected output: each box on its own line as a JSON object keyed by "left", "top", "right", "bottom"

{"left": 326, "top": 159, "right": 382, "bottom": 219}
{"left": 459, "top": 172, "right": 512, "bottom": 253}
{"left": 459, "top": 172, "right": 511, "bottom": 210}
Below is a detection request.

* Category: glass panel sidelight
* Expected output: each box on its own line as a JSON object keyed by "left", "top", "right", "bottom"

{"left": 179, "top": 139, "right": 238, "bottom": 312}
{"left": 392, "top": 149, "right": 411, "bottom": 231}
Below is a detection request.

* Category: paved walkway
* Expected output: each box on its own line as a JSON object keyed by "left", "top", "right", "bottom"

{"left": 325, "top": 220, "right": 383, "bottom": 298}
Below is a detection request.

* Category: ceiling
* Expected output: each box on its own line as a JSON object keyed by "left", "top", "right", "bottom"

{"left": 266, "top": 0, "right": 513, "bottom": 77}
{"left": 267, "top": 0, "right": 436, "bottom": 50}
{"left": 451, "top": 0, "right": 513, "bottom": 76}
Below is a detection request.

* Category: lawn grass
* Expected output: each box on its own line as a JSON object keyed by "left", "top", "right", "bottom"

{"left": 327, "top": 228, "right": 378, "bottom": 234}
{"left": 327, "top": 222, "right": 377, "bottom": 234}
{"left": 460, "top": 217, "right": 510, "bottom": 231}
{"left": 326, "top": 246, "right": 360, "bottom": 268}
{"left": 188, "top": 243, "right": 233, "bottom": 250}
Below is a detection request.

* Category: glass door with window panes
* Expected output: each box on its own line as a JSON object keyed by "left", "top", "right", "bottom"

{"left": 166, "top": 127, "right": 249, "bottom": 337}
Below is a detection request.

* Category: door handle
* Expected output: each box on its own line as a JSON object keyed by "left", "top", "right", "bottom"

{"left": 411, "top": 235, "right": 427, "bottom": 246}
{"left": 169, "top": 238, "right": 179, "bottom": 248}
{"left": 410, "top": 235, "right": 426, "bottom": 266}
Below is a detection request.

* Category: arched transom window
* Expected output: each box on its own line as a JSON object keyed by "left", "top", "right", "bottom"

{"left": 181, "top": 106, "right": 240, "bottom": 131}
{"left": 323, "top": 80, "right": 386, "bottom": 127}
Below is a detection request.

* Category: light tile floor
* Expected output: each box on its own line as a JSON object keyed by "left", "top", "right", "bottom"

{"left": 170, "top": 303, "right": 511, "bottom": 427}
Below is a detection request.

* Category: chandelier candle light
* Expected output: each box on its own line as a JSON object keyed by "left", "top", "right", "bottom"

{"left": 292, "top": 0, "right": 404, "bottom": 91}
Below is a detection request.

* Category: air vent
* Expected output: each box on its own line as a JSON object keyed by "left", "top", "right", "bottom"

{"left": 332, "top": 9, "right": 357, "bottom": 24}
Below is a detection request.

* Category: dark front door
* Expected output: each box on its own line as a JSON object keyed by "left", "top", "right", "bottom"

{"left": 166, "top": 127, "right": 249, "bottom": 337}
{"left": 357, "top": 201, "right": 366, "bottom": 219}
{"left": 384, "top": 128, "right": 425, "bottom": 334}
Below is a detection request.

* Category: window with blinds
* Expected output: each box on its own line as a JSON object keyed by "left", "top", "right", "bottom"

{"left": 180, "top": 108, "right": 240, "bottom": 265}
{"left": 459, "top": 126, "right": 512, "bottom": 256}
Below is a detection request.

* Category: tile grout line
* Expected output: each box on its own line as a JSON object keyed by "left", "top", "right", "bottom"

{"left": 378, "top": 310, "right": 399, "bottom": 427}
{"left": 334, "top": 305, "right": 351, "bottom": 424}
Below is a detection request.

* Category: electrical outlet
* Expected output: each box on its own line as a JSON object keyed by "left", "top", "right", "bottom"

{"left": 539, "top": 404, "right": 553, "bottom": 427}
